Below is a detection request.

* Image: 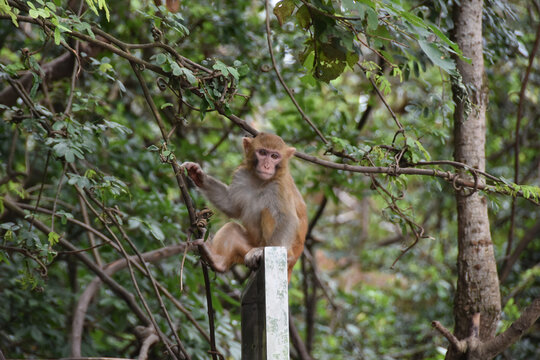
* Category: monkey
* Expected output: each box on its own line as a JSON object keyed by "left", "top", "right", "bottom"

{"left": 183, "top": 132, "right": 308, "bottom": 281}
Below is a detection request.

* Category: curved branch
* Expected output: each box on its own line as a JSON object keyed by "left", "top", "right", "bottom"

{"left": 433, "top": 299, "right": 540, "bottom": 359}
{"left": 130, "top": 64, "right": 198, "bottom": 226}
{"left": 483, "top": 297, "right": 540, "bottom": 358}
{"left": 74, "top": 185, "right": 186, "bottom": 360}
{"left": 217, "top": 104, "right": 539, "bottom": 203}
{"left": 70, "top": 244, "right": 189, "bottom": 357}
{"left": 357, "top": 64, "right": 404, "bottom": 140}
{"left": 12, "top": 197, "right": 211, "bottom": 352}
{"left": 2, "top": 196, "right": 152, "bottom": 327}
{"left": 135, "top": 326, "right": 160, "bottom": 360}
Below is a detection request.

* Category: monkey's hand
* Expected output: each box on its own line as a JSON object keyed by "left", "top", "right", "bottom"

{"left": 182, "top": 162, "right": 206, "bottom": 187}
{"left": 244, "top": 247, "right": 264, "bottom": 270}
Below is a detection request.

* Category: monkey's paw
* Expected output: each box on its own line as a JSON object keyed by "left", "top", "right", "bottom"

{"left": 187, "top": 239, "right": 205, "bottom": 251}
{"left": 244, "top": 247, "right": 264, "bottom": 270}
{"left": 181, "top": 162, "right": 206, "bottom": 187}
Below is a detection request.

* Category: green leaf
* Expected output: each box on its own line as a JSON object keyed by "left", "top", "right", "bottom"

{"left": 273, "top": 0, "right": 295, "bottom": 26}
{"left": 65, "top": 149, "right": 75, "bottom": 162}
{"left": 170, "top": 62, "right": 182, "bottom": 76}
{"left": 48, "top": 231, "right": 60, "bottom": 245}
{"left": 85, "top": 0, "right": 110, "bottom": 21}
{"left": 346, "top": 52, "right": 359, "bottom": 69}
{"left": 427, "top": 24, "right": 462, "bottom": 56}
{"left": 342, "top": 0, "right": 366, "bottom": 17}
{"left": 147, "top": 222, "right": 165, "bottom": 242}
{"left": 296, "top": 5, "right": 311, "bottom": 30}
{"left": 212, "top": 60, "right": 229, "bottom": 77}
{"left": 228, "top": 67, "right": 240, "bottom": 82}
{"left": 0, "top": 0, "right": 19, "bottom": 25}
{"left": 54, "top": 27, "right": 62, "bottom": 45}
{"left": 418, "top": 40, "right": 456, "bottom": 75}
{"left": 415, "top": 140, "right": 431, "bottom": 161}
{"left": 180, "top": 68, "right": 197, "bottom": 85}
{"left": 0, "top": 251, "right": 10, "bottom": 265}
{"left": 155, "top": 53, "right": 167, "bottom": 65}
{"left": 366, "top": 8, "right": 378, "bottom": 31}
{"left": 99, "top": 63, "right": 113, "bottom": 73}
{"left": 56, "top": 210, "right": 74, "bottom": 225}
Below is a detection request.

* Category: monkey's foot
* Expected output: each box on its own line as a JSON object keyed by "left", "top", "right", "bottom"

{"left": 190, "top": 239, "right": 229, "bottom": 273}
{"left": 244, "top": 247, "right": 264, "bottom": 270}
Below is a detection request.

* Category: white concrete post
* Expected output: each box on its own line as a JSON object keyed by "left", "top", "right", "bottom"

{"left": 241, "top": 247, "right": 289, "bottom": 360}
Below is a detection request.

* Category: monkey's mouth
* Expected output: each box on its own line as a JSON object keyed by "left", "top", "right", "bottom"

{"left": 257, "top": 171, "right": 274, "bottom": 179}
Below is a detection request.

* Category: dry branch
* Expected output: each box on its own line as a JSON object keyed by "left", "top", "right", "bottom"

{"left": 433, "top": 299, "right": 540, "bottom": 360}
{"left": 70, "top": 245, "right": 188, "bottom": 357}
{"left": 134, "top": 326, "right": 160, "bottom": 360}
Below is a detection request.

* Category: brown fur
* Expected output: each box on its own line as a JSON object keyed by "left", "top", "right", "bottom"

{"left": 183, "top": 133, "right": 307, "bottom": 281}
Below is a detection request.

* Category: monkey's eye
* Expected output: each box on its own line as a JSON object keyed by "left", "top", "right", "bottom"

{"left": 271, "top": 153, "right": 280, "bottom": 160}
{"left": 257, "top": 149, "right": 268, "bottom": 156}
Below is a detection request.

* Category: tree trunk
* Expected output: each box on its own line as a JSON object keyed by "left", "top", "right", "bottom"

{"left": 447, "top": 0, "right": 501, "bottom": 359}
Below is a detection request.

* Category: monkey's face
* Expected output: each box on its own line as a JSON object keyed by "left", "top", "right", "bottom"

{"left": 254, "top": 148, "right": 282, "bottom": 180}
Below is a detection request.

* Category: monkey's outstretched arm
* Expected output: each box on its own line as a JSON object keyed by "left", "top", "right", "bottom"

{"left": 200, "top": 177, "right": 243, "bottom": 218}
{"left": 183, "top": 162, "right": 241, "bottom": 218}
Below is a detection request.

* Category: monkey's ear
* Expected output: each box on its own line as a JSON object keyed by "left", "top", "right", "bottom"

{"left": 286, "top": 147, "right": 296, "bottom": 158}
{"left": 242, "top": 137, "right": 253, "bottom": 153}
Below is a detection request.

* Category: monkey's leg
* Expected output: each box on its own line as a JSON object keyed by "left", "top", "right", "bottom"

{"left": 198, "top": 222, "right": 253, "bottom": 273}
{"left": 244, "top": 248, "right": 264, "bottom": 270}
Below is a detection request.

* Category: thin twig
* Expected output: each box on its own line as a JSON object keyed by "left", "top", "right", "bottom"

{"left": 29, "top": 150, "right": 51, "bottom": 231}
{"left": 50, "top": 161, "right": 67, "bottom": 233}
{"left": 358, "top": 64, "right": 404, "bottom": 141}
{"left": 113, "top": 216, "right": 191, "bottom": 360}
{"left": 431, "top": 321, "right": 467, "bottom": 353}
{"left": 64, "top": 40, "right": 81, "bottom": 115}
{"left": 0, "top": 245, "right": 49, "bottom": 275}
{"left": 78, "top": 193, "right": 103, "bottom": 267}
{"left": 264, "top": 0, "right": 329, "bottom": 145}
{"left": 202, "top": 263, "right": 221, "bottom": 360}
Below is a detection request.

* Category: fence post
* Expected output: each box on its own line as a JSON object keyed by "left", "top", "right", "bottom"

{"left": 241, "top": 247, "right": 289, "bottom": 360}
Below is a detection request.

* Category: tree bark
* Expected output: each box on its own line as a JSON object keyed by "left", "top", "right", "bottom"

{"left": 448, "top": 0, "right": 501, "bottom": 358}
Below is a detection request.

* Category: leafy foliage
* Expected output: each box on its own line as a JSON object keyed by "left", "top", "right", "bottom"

{"left": 0, "top": 0, "right": 539, "bottom": 359}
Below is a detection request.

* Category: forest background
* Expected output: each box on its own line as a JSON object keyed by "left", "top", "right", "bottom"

{"left": 0, "top": 0, "right": 539, "bottom": 359}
